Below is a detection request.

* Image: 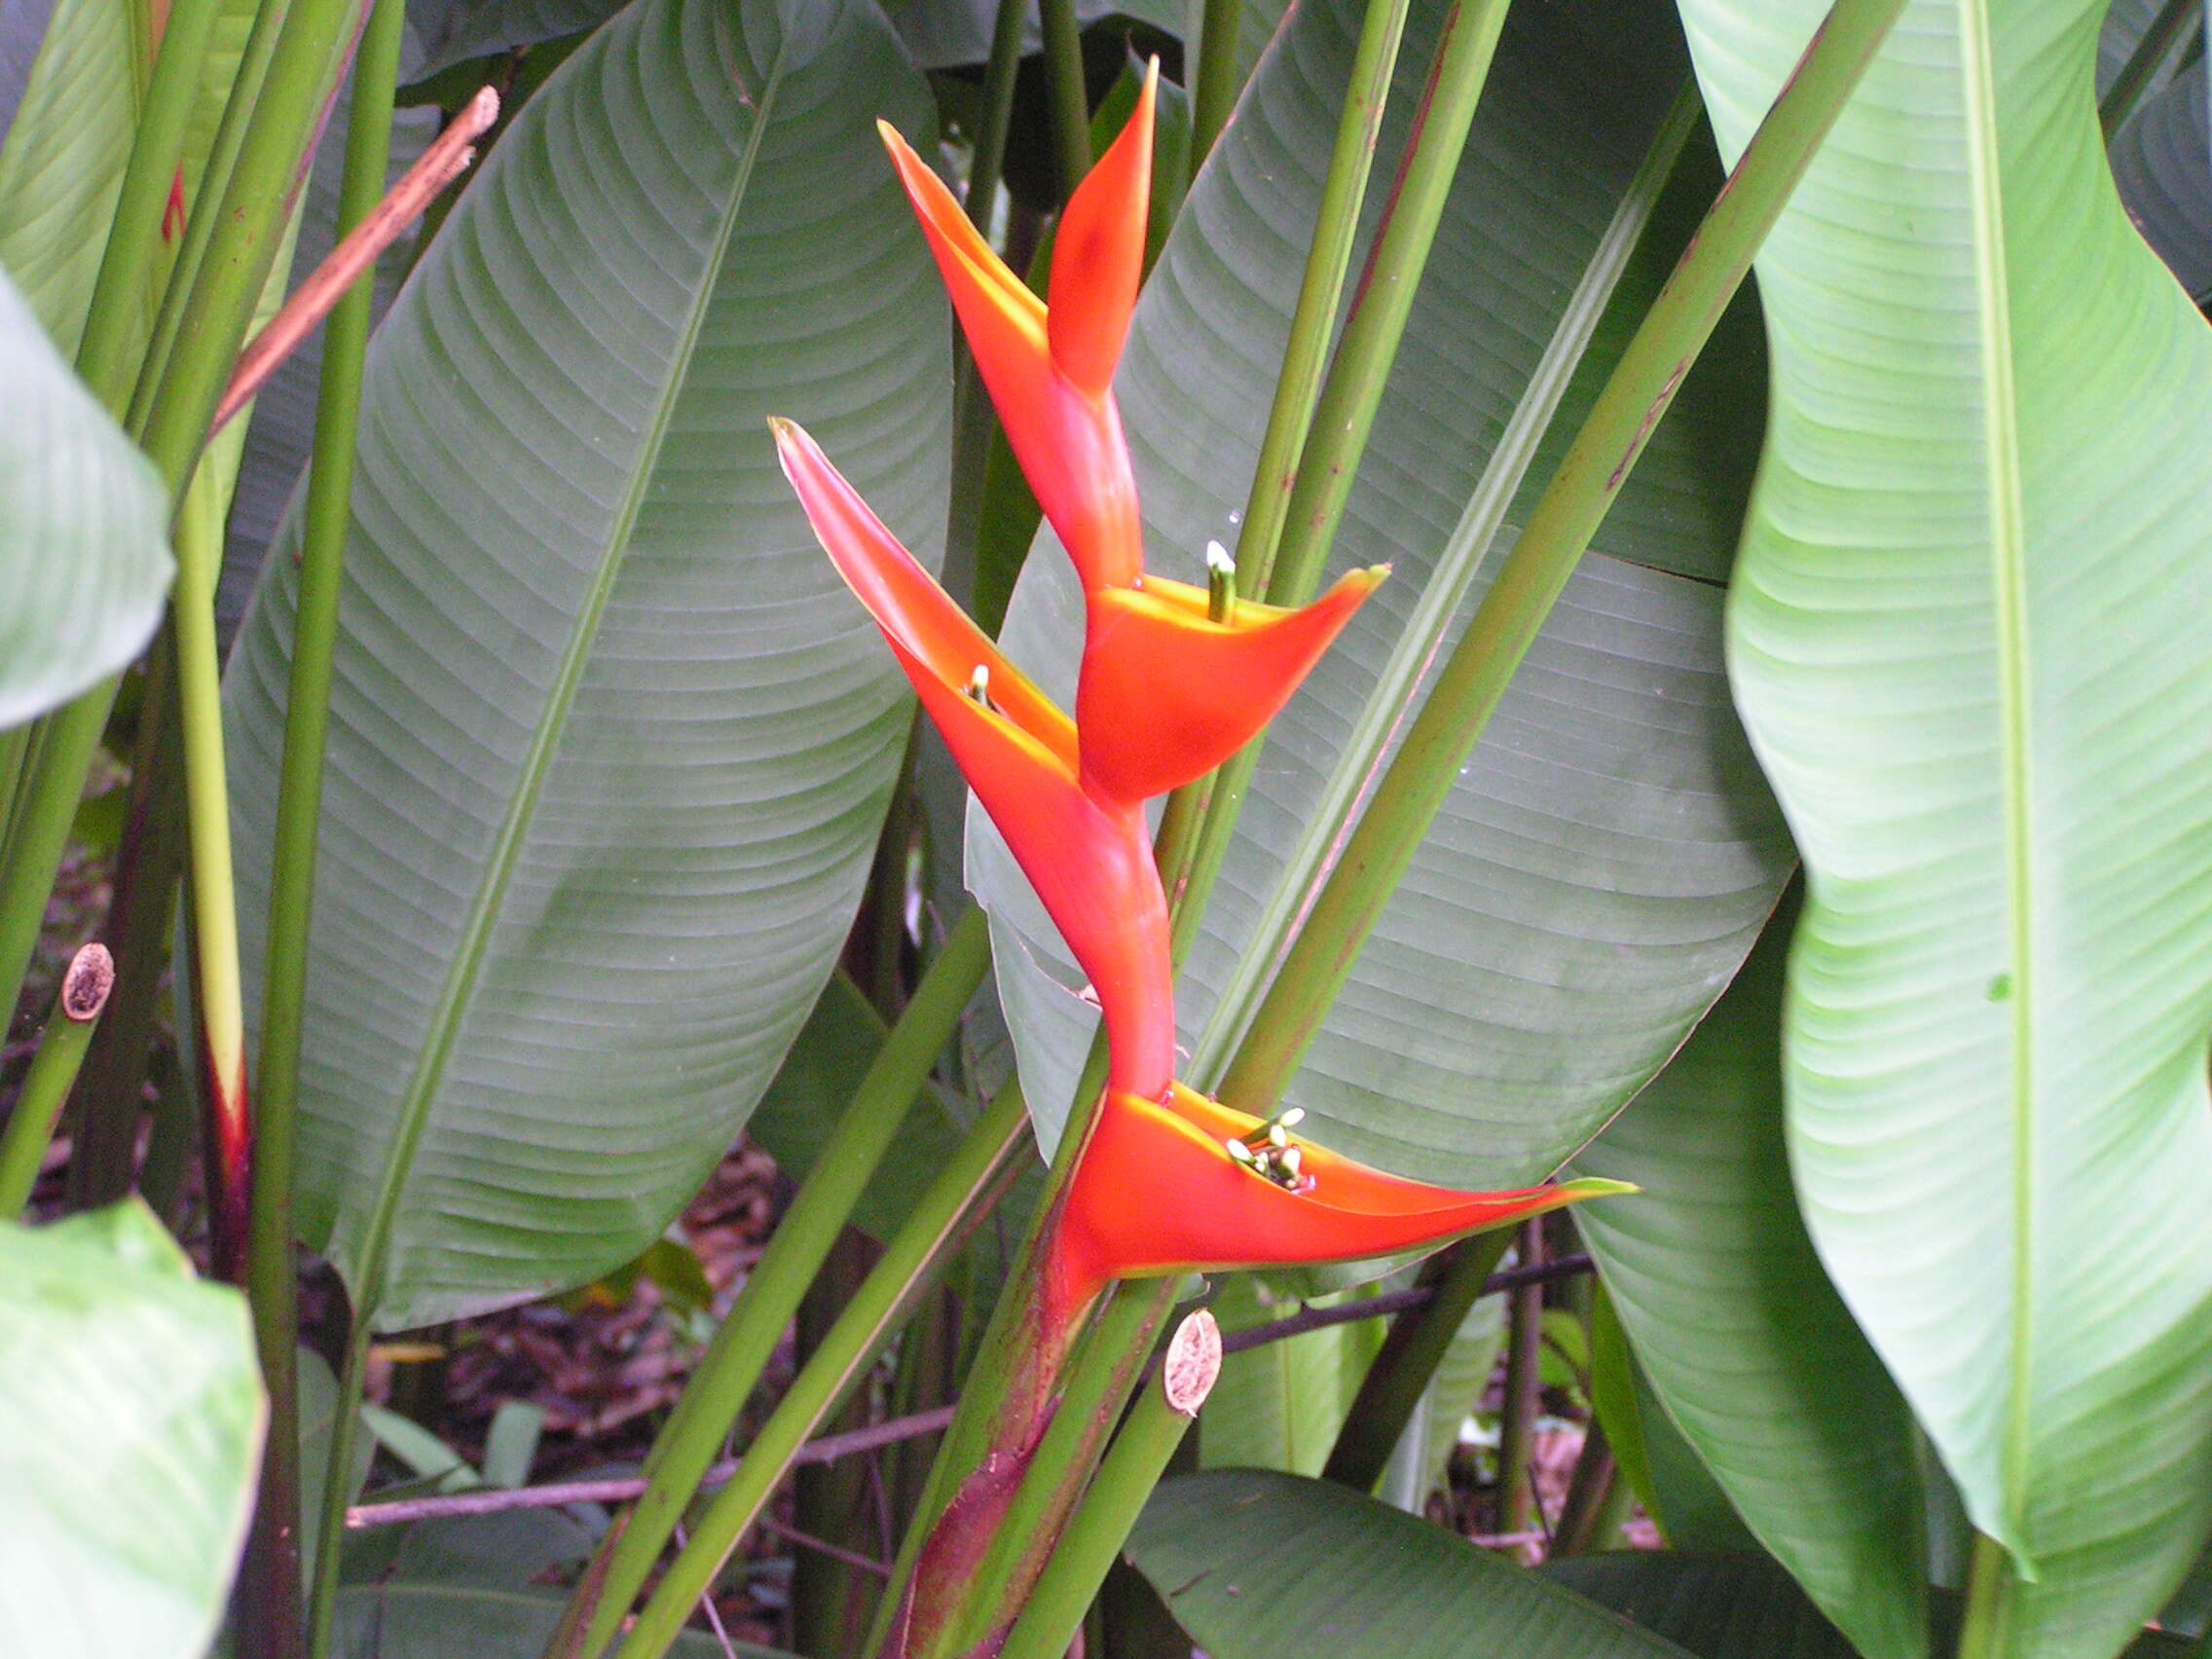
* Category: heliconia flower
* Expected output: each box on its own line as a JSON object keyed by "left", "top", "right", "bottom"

{"left": 879, "top": 67, "right": 1388, "bottom": 811}
{"left": 772, "top": 418, "right": 1177, "bottom": 1102}
{"left": 1047, "top": 1081, "right": 1632, "bottom": 1326}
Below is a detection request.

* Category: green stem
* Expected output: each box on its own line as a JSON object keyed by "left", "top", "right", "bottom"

{"left": 1216, "top": 0, "right": 1908, "bottom": 1115}
{"left": 1226, "top": 0, "right": 1410, "bottom": 601}
{"left": 1321, "top": 1229, "right": 1511, "bottom": 1491}
{"left": 1269, "top": 0, "right": 1510, "bottom": 608}
{"left": 611, "top": 1082, "right": 1034, "bottom": 1659}
{"left": 1549, "top": 1416, "right": 1620, "bottom": 1556}
{"left": 569, "top": 906, "right": 991, "bottom": 1659}
{"left": 72, "top": 0, "right": 221, "bottom": 410}
{"left": 129, "top": 0, "right": 360, "bottom": 484}
{"left": 1492, "top": 1220, "right": 1542, "bottom": 1537}
{"left": 240, "top": 0, "right": 407, "bottom": 1648}
{"left": 305, "top": 1317, "right": 370, "bottom": 1657}
{"left": 1184, "top": 80, "right": 1701, "bottom": 1083}
{"left": 0, "top": 945, "right": 113, "bottom": 1216}
{"left": 1164, "top": 0, "right": 1542, "bottom": 970}
{"left": 1956, "top": 1533, "right": 2012, "bottom": 1659}
{"left": 991, "top": 1314, "right": 1218, "bottom": 1659}
{"left": 0, "top": 720, "right": 28, "bottom": 843}
{"left": 946, "top": 1282, "right": 1179, "bottom": 1654}
{"left": 1188, "top": 0, "right": 1243, "bottom": 175}
{"left": 966, "top": 0, "right": 1029, "bottom": 232}
{"left": 1038, "top": 0, "right": 1089, "bottom": 204}
{"left": 171, "top": 459, "right": 251, "bottom": 1272}
{"left": 2098, "top": 0, "right": 2198, "bottom": 136}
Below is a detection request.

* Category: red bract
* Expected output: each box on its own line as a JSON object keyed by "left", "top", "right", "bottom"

{"left": 772, "top": 419, "right": 1176, "bottom": 1102}
{"left": 879, "top": 69, "right": 1388, "bottom": 812}
{"left": 1047, "top": 1084, "right": 1631, "bottom": 1325}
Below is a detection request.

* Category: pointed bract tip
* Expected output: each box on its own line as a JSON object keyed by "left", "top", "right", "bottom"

{"left": 1555, "top": 1176, "right": 1639, "bottom": 1200}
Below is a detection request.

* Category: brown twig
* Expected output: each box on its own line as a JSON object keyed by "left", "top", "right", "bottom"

{"left": 210, "top": 84, "right": 498, "bottom": 434}
{"left": 1217, "top": 1252, "right": 1593, "bottom": 1354}
{"left": 346, "top": 1405, "right": 959, "bottom": 1528}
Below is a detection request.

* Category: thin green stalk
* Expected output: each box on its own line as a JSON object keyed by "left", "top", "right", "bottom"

{"left": 1956, "top": 1533, "right": 2012, "bottom": 1659}
{"left": 0, "top": 945, "right": 114, "bottom": 1216}
{"left": 240, "top": 0, "right": 406, "bottom": 1648}
{"left": 1038, "top": 0, "right": 1089, "bottom": 204}
{"left": 1188, "top": 0, "right": 1243, "bottom": 175}
{"left": 1163, "top": 0, "right": 1541, "bottom": 968}
{"left": 967, "top": 0, "right": 1029, "bottom": 233}
{"left": 568, "top": 907, "right": 991, "bottom": 1659}
{"left": 946, "top": 1282, "right": 1179, "bottom": 1654}
{"left": 2099, "top": 0, "right": 2198, "bottom": 135}
{"left": 0, "top": 721, "right": 29, "bottom": 838}
{"left": 1184, "top": 82, "right": 1702, "bottom": 1082}
{"left": 1271, "top": 0, "right": 1510, "bottom": 606}
{"left": 130, "top": 0, "right": 361, "bottom": 484}
{"left": 1549, "top": 1416, "right": 1620, "bottom": 1556}
{"left": 72, "top": 0, "right": 222, "bottom": 410}
{"left": 1321, "top": 1228, "right": 1511, "bottom": 1491}
{"left": 1227, "top": 0, "right": 1410, "bottom": 600}
{"left": 991, "top": 1313, "right": 1220, "bottom": 1659}
{"left": 1217, "top": 0, "right": 1909, "bottom": 1116}
{"left": 170, "top": 460, "right": 252, "bottom": 1273}
{"left": 611, "top": 1081, "right": 1034, "bottom": 1659}
{"left": 1491, "top": 1221, "right": 1542, "bottom": 1537}
{"left": 305, "top": 1315, "right": 370, "bottom": 1656}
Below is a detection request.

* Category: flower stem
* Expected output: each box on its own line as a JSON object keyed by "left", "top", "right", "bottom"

{"left": 566, "top": 906, "right": 991, "bottom": 1659}
{"left": 965, "top": 0, "right": 1029, "bottom": 231}
{"left": 991, "top": 1311, "right": 1221, "bottom": 1659}
{"left": 608, "top": 1081, "right": 1035, "bottom": 1659}
{"left": 1038, "top": 0, "right": 1090, "bottom": 204}
{"left": 1187, "top": 0, "right": 1243, "bottom": 175}
{"left": 2098, "top": 0, "right": 2197, "bottom": 136}
{"left": 1217, "top": 0, "right": 1910, "bottom": 1117}
{"left": 1956, "top": 1533, "right": 2013, "bottom": 1659}
{"left": 1226, "top": 0, "right": 1411, "bottom": 602}
{"left": 1321, "top": 1227, "right": 1512, "bottom": 1491}
{"left": 1182, "top": 80, "right": 1702, "bottom": 1084}
{"left": 0, "top": 945, "right": 114, "bottom": 1217}
{"left": 238, "top": 0, "right": 407, "bottom": 1647}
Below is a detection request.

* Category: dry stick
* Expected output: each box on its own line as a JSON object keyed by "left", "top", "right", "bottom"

{"left": 209, "top": 85, "right": 499, "bottom": 435}
{"left": 343, "top": 1257, "right": 1599, "bottom": 1531}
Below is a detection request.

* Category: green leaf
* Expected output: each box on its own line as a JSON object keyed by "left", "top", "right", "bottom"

{"left": 0, "top": 0, "right": 132, "bottom": 351}
{"left": 1198, "top": 1275, "right": 1384, "bottom": 1476}
{"left": 0, "top": 1203, "right": 263, "bottom": 1659}
{"left": 1572, "top": 897, "right": 1928, "bottom": 1659}
{"left": 329, "top": 1582, "right": 794, "bottom": 1656}
{"left": 1546, "top": 1553, "right": 2207, "bottom": 1659}
{"left": 223, "top": 0, "right": 949, "bottom": 1331}
{"left": 0, "top": 256, "right": 171, "bottom": 729}
{"left": 1677, "top": 0, "right": 2212, "bottom": 1648}
{"left": 1125, "top": 1468, "right": 1697, "bottom": 1659}
{"left": 978, "top": 0, "right": 1788, "bottom": 1172}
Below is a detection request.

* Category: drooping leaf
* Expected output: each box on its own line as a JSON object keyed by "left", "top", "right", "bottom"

{"left": 0, "top": 1203, "right": 263, "bottom": 1659}
{"left": 1572, "top": 895, "right": 1928, "bottom": 1659}
{"left": 224, "top": 0, "right": 950, "bottom": 1330}
{"left": 1125, "top": 1468, "right": 1696, "bottom": 1659}
{"left": 1677, "top": 0, "right": 2212, "bottom": 1650}
{"left": 978, "top": 0, "right": 1788, "bottom": 1172}
{"left": 0, "top": 256, "right": 171, "bottom": 729}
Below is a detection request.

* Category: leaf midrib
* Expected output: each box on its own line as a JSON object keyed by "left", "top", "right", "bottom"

{"left": 346, "top": 13, "right": 792, "bottom": 1324}
{"left": 1955, "top": 0, "right": 2036, "bottom": 1528}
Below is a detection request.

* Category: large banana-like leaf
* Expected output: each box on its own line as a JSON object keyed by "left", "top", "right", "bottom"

{"left": 224, "top": 0, "right": 949, "bottom": 1331}
{"left": 1197, "top": 1275, "right": 1383, "bottom": 1477}
{"left": 978, "top": 0, "right": 1789, "bottom": 1173}
{"left": 0, "top": 257, "right": 170, "bottom": 728}
{"left": 0, "top": 0, "right": 132, "bottom": 351}
{"left": 0, "top": 1204, "right": 263, "bottom": 1659}
{"left": 1126, "top": 1468, "right": 1695, "bottom": 1659}
{"left": 1574, "top": 897, "right": 1927, "bottom": 1659}
{"left": 2107, "top": 68, "right": 2212, "bottom": 302}
{"left": 1677, "top": 0, "right": 2212, "bottom": 1650}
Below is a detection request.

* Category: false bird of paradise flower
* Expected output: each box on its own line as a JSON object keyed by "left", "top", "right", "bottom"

{"left": 770, "top": 63, "right": 1624, "bottom": 1346}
